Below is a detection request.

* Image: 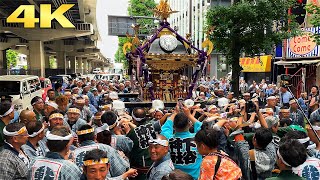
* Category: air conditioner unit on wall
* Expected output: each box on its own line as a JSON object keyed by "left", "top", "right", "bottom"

{"left": 284, "top": 64, "right": 297, "bottom": 69}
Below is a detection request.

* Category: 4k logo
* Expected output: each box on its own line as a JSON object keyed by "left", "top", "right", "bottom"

{"left": 6, "top": 4, "right": 75, "bottom": 28}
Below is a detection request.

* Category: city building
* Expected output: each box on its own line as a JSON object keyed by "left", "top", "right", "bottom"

{"left": 167, "top": 0, "right": 232, "bottom": 78}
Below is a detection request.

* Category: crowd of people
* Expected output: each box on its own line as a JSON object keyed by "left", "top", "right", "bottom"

{"left": 0, "top": 75, "right": 319, "bottom": 180}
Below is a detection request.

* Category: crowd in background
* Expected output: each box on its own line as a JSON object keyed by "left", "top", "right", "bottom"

{"left": 0, "top": 75, "right": 319, "bottom": 180}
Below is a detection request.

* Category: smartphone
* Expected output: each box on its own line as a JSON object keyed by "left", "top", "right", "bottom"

{"left": 178, "top": 101, "right": 183, "bottom": 109}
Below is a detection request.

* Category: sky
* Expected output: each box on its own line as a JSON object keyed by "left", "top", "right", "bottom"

{"left": 96, "top": 0, "right": 129, "bottom": 61}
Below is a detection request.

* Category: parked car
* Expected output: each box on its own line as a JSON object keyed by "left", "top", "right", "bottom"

{"left": 0, "top": 75, "right": 42, "bottom": 111}
{"left": 40, "top": 77, "right": 52, "bottom": 101}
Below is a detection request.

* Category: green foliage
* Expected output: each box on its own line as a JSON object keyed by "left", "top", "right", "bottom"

{"left": 6, "top": 49, "right": 18, "bottom": 69}
{"left": 115, "top": 0, "right": 156, "bottom": 69}
{"left": 206, "top": 0, "right": 299, "bottom": 96}
{"left": 115, "top": 37, "right": 130, "bottom": 69}
{"left": 128, "top": 0, "right": 156, "bottom": 16}
{"left": 22, "top": 65, "right": 28, "bottom": 70}
{"left": 49, "top": 56, "right": 57, "bottom": 69}
{"left": 306, "top": 4, "right": 320, "bottom": 44}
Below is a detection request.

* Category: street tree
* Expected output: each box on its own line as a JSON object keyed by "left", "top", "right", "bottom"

{"left": 49, "top": 56, "right": 57, "bottom": 69}
{"left": 306, "top": 3, "right": 320, "bottom": 44}
{"left": 206, "top": 0, "right": 299, "bottom": 97}
{"left": 6, "top": 49, "right": 18, "bottom": 69}
{"left": 114, "top": 0, "right": 156, "bottom": 68}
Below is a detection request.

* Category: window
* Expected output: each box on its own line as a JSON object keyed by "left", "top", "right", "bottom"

{"left": 0, "top": 81, "right": 20, "bottom": 95}
{"left": 23, "top": 81, "right": 28, "bottom": 94}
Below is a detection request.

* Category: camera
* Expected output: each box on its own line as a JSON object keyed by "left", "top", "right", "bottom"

{"left": 246, "top": 100, "right": 257, "bottom": 113}
{"left": 279, "top": 74, "right": 291, "bottom": 87}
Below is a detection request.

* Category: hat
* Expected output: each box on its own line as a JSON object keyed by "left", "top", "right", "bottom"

{"left": 267, "top": 96, "right": 276, "bottom": 100}
{"left": 208, "top": 105, "right": 217, "bottom": 112}
{"left": 265, "top": 116, "right": 279, "bottom": 128}
{"left": 243, "top": 93, "right": 250, "bottom": 96}
{"left": 184, "top": 99, "right": 194, "bottom": 108}
{"left": 109, "top": 91, "right": 118, "bottom": 100}
{"left": 152, "top": 100, "right": 164, "bottom": 110}
{"left": 112, "top": 100, "right": 125, "bottom": 110}
{"left": 289, "top": 99, "right": 296, "bottom": 105}
{"left": 91, "top": 88, "right": 98, "bottom": 92}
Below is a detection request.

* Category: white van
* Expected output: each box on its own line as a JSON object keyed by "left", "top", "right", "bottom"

{"left": 93, "top": 68, "right": 101, "bottom": 74}
{"left": 0, "top": 75, "right": 42, "bottom": 111}
{"left": 94, "top": 74, "right": 123, "bottom": 81}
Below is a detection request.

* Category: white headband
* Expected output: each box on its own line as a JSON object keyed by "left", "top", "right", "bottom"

{"left": 297, "top": 137, "right": 310, "bottom": 144}
{"left": 132, "top": 111, "right": 144, "bottom": 122}
{"left": 277, "top": 149, "right": 291, "bottom": 167}
{"left": 46, "top": 101, "right": 58, "bottom": 109}
{"left": 95, "top": 124, "right": 110, "bottom": 135}
{"left": 49, "top": 113, "right": 64, "bottom": 120}
{"left": 32, "top": 99, "right": 44, "bottom": 106}
{"left": 28, "top": 124, "right": 45, "bottom": 138}
{"left": 154, "top": 109, "right": 164, "bottom": 115}
{"left": 307, "top": 143, "right": 317, "bottom": 150}
{"left": 0, "top": 105, "right": 14, "bottom": 118}
{"left": 67, "top": 108, "right": 81, "bottom": 114}
{"left": 148, "top": 138, "right": 169, "bottom": 147}
{"left": 312, "top": 125, "right": 320, "bottom": 131}
{"left": 3, "top": 126, "right": 27, "bottom": 136}
{"left": 109, "top": 117, "right": 119, "bottom": 129}
{"left": 46, "top": 131, "right": 73, "bottom": 141}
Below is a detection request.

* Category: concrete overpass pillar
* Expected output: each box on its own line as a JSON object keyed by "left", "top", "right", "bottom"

{"left": 28, "top": 41, "right": 45, "bottom": 77}
{"left": 57, "top": 51, "right": 66, "bottom": 74}
{"left": 0, "top": 50, "right": 7, "bottom": 74}
{"left": 83, "top": 59, "right": 88, "bottom": 74}
{"left": 45, "top": 55, "right": 50, "bottom": 69}
{"left": 88, "top": 61, "right": 92, "bottom": 73}
{"left": 0, "top": 50, "right": 4, "bottom": 68}
{"left": 69, "top": 56, "right": 76, "bottom": 73}
{"left": 77, "top": 58, "right": 83, "bottom": 74}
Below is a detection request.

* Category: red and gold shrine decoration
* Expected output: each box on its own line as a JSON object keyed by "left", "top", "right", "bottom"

{"left": 239, "top": 55, "right": 272, "bottom": 72}
{"left": 289, "top": 31, "right": 317, "bottom": 55}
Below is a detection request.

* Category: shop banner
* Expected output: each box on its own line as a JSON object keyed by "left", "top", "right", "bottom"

{"left": 240, "top": 55, "right": 272, "bottom": 72}
{"left": 287, "top": 27, "right": 320, "bottom": 58}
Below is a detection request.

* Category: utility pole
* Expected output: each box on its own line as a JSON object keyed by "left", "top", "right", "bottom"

{"left": 189, "top": 0, "right": 192, "bottom": 35}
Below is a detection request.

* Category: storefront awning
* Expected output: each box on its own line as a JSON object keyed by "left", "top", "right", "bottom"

{"left": 274, "top": 59, "right": 320, "bottom": 65}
